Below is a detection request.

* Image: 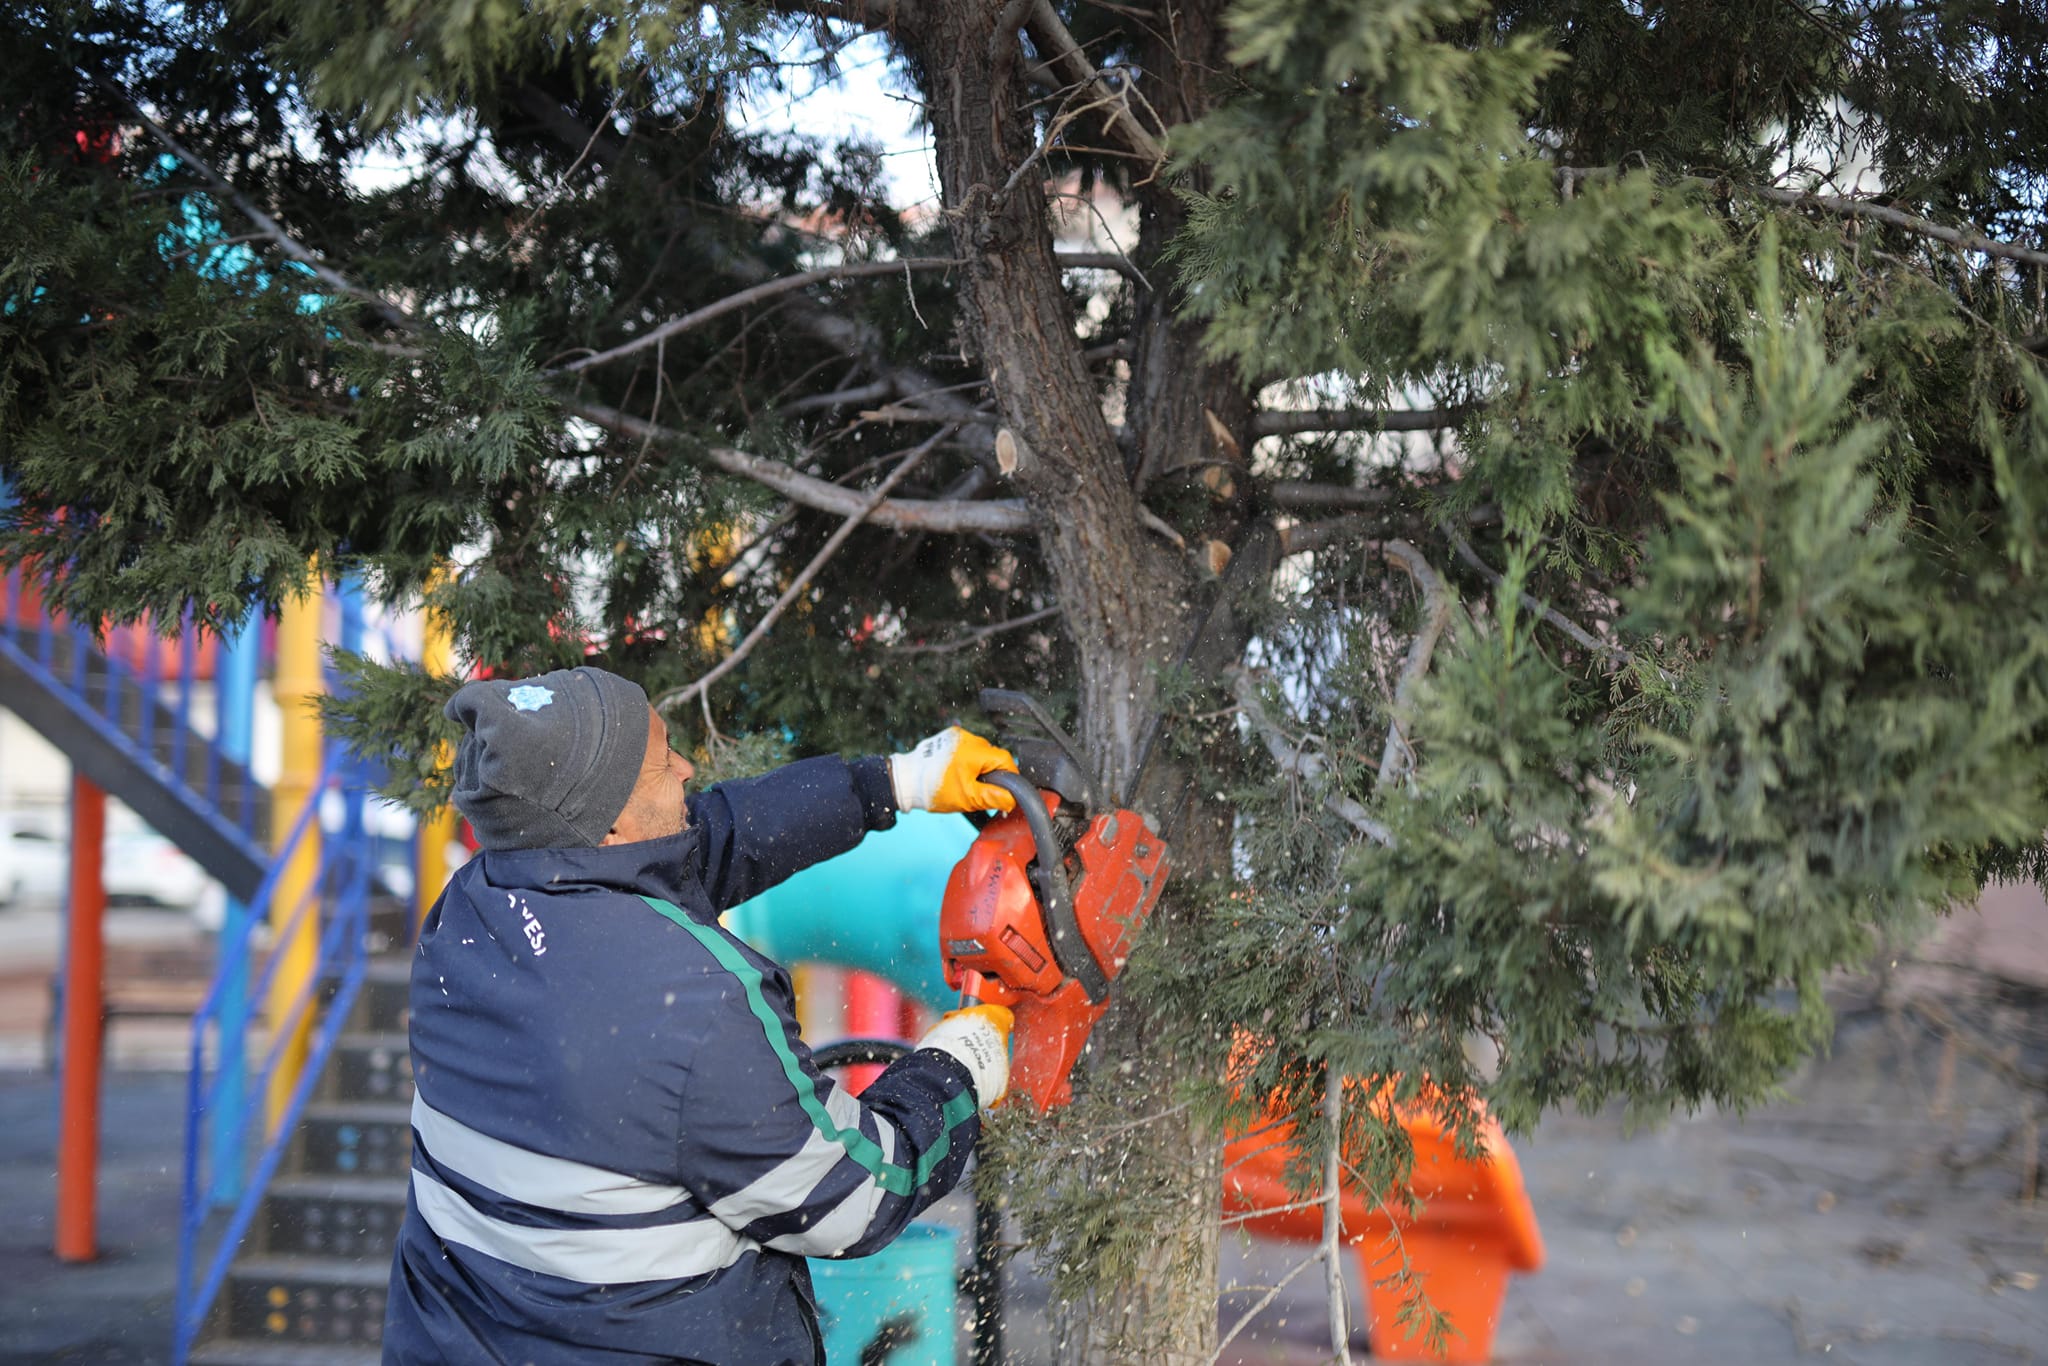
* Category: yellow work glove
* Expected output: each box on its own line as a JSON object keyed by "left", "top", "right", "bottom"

{"left": 915, "top": 1004, "right": 1014, "bottom": 1108}
{"left": 888, "top": 726, "right": 1020, "bottom": 813}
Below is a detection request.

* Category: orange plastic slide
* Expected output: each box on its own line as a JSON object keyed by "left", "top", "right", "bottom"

{"left": 1221, "top": 1095, "right": 1544, "bottom": 1363}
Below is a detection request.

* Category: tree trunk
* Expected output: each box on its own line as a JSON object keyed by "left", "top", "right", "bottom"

{"left": 903, "top": 3, "right": 1252, "bottom": 1360}
{"left": 904, "top": 4, "right": 1176, "bottom": 786}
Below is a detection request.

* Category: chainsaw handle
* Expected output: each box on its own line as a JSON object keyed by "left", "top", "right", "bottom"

{"left": 811, "top": 1038, "right": 910, "bottom": 1070}
{"left": 984, "top": 771, "right": 1110, "bottom": 1004}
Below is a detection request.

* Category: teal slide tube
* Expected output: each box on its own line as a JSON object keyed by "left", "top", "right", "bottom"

{"left": 723, "top": 811, "right": 973, "bottom": 1011}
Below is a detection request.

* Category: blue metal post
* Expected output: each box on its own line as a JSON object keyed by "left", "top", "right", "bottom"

{"left": 207, "top": 616, "right": 260, "bottom": 1207}
{"left": 174, "top": 613, "right": 197, "bottom": 781}
{"left": 338, "top": 578, "right": 367, "bottom": 874}
{"left": 138, "top": 631, "right": 161, "bottom": 756}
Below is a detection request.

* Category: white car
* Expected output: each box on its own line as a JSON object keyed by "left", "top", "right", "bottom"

{"left": 0, "top": 813, "right": 68, "bottom": 907}
{"left": 0, "top": 809, "right": 225, "bottom": 920}
{"left": 102, "top": 824, "right": 218, "bottom": 910}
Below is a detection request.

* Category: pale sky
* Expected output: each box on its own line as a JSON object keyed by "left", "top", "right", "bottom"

{"left": 733, "top": 33, "right": 940, "bottom": 211}
{"left": 345, "top": 34, "right": 940, "bottom": 211}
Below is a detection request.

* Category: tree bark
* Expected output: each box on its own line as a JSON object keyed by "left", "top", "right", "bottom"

{"left": 902, "top": 0, "right": 1183, "bottom": 788}
{"left": 1125, "top": 7, "right": 1253, "bottom": 503}
{"left": 901, "top": 3, "right": 1250, "bottom": 1361}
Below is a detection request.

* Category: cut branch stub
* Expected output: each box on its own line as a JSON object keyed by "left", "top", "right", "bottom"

{"left": 995, "top": 427, "right": 1035, "bottom": 478}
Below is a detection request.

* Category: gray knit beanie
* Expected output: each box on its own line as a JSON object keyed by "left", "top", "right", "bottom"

{"left": 445, "top": 667, "right": 651, "bottom": 850}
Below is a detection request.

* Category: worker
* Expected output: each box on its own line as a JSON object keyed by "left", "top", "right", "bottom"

{"left": 382, "top": 665, "right": 1018, "bottom": 1366}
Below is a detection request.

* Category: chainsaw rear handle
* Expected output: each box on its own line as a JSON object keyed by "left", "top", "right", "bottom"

{"left": 810, "top": 1038, "right": 910, "bottom": 1070}
{"left": 808, "top": 1036, "right": 1007, "bottom": 1366}
{"left": 981, "top": 770, "right": 1111, "bottom": 1003}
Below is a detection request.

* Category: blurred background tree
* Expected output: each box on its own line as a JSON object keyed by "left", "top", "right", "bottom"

{"left": 4, "top": 1, "right": 2045, "bottom": 1359}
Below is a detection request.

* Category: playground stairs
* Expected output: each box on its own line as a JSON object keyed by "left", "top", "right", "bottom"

{"left": 187, "top": 952, "right": 412, "bottom": 1366}
{"left": 0, "top": 600, "right": 271, "bottom": 900}
{"left": 1, "top": 566, "right": 415, "bottom": 1364}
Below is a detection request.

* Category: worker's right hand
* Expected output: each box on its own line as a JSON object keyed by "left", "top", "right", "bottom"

{"left": 916, "top": 1004, "right": 1014, "bottom": 1109}
{"left": 888, "top": 726, "right": 1019, "bottom": 814}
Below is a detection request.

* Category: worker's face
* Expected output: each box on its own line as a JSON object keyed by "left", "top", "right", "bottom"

{"left": 603, "top": 706, "right": 696, "bottom": 845}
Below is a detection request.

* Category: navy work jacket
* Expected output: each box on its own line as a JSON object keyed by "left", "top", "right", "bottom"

{"left": 382, "top": 756, "right": 979, "bottom": 1365}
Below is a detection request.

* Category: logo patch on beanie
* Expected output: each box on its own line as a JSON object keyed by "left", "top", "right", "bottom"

{"left": 506, "top": 685, "right": 556, "bottom": 713}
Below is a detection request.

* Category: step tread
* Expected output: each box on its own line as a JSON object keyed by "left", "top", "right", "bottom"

{"left": 267, "top": 1174, "right": 410, "bottom": 1203}
{"left": 230, "top": 1255, "right": 392, "bottom": 1287}
{"left": 334, "top": 1030, "right": 410, "bottom": 1049}
{"left": 189, "top": 1341, "right": 384, "bottom": 1366}
{"left": 303, "top": 1100, "right": 412, "bottom": 1124}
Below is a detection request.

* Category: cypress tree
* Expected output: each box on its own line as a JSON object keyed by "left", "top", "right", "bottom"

{"left": 4, "top": 2, "right": 2045, "bottom": 1359}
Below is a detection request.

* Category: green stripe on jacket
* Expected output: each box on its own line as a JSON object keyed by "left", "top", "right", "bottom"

{"left": 641, "top": 895, "right": 975, "bottom": 1197}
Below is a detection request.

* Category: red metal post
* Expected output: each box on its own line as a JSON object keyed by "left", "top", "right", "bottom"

{"left": 841, "top": 971, "right": 903, "bottom": 1096}
{"left": 56, "top": 772, "right": 107, "bottom": 1262}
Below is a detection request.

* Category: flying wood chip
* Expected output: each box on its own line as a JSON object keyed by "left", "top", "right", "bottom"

{"left": 1204, "top": 408, "right": 1243, "bottom": 463}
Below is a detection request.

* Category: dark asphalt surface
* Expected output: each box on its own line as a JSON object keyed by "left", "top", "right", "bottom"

{"left": 1, "top": 986, "right": 2044, "bottom": 1364}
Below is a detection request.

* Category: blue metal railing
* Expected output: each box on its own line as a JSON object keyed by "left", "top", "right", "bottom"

{"left": 0, "top": 566, "right": 267, "bottom": 854}
{"left": 173, "top": 741, "right": 376, "bottom": 1363}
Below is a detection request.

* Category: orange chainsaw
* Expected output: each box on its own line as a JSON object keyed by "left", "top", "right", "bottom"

{"left": 938, "top": 690, "right": 1171, "bottom": 1112}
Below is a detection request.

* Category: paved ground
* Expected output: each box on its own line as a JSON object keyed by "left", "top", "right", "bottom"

{"left": 0, "top": 895, "right": 2043, "bottom": 1364}
{"left": 0, "top": 1068, "right": 184, "bottom": 1364}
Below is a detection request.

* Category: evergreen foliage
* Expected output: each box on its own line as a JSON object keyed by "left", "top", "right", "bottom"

{"left": 4, "top": 0, "right": 2046, "bottom": 1356}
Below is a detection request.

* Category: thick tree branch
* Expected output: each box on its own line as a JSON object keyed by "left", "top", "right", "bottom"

{"left": 1560, "top": 166, "right": 2048, "bottom": 270}
{"left": 893, "top": 605, "right": 1061, "bottom": 655}
{"left": 1138, "top": 506, "right": 1189, "bottom": 550}
{"left": 1377, "top": 541, "right": 1452, "bottom": 791}
{"left": 1751, "top": 185, "right": 2048, "bottom": 269}
{"left": 1021, "top": 0, "right": 1169, "bottom": 169}
{"left": 1251, "top": 408, "right": 1461, "bottom": 439}
{"left": 776, "top": 378, "right": 897, "bottom": 417}
{"left": 555, "top": 250, "right": 1138, "bottom": 377}
{"left": 111, "top": 86, "right": 416, "bottom": 330}
{"left": 1267, "top": 482, "right": 1398, "bottom": 513}
{"left": 513, "top": 88, "right": 991, "bottom": 440}
{"left": 513, "top": 85, "right": 632, "bottom": 168}
{"left": 554, "top": 259, "right": 957, "bottom": 375}
{"left": 1228, "top": 665, "right": 1395, "bottom": 846}
{"left": 1327, "top": 795, "right": 1395, "bottom": 846}
{"left": 1058, "top": 250, "right": 1146, "bottom": 283}
{"left": 1447, "top": 533, "right": 1630, "bottom": 668}
{"left": 1446, "top": 532, "right": 1678, "bottom": 682}
{"left": 561, "top": 398, "right": 1032, "bottom": 534}
{"left": 1266, "top": 485, "right": 1506, "bottom": 535}
{"left": 779, "top": 337, "right": 1123, "bottom": 422}
{"left": 1278, "top": 518, "right": 1377, "bottom": 557}
{"left": 652, "top": 427, "right": 953, "bottom": 713}
{"left": 1230, "top": 666, "right": 1330, "bottom": 784}
{"left": 506, "top": 92, "right": 622, "bottom": 247}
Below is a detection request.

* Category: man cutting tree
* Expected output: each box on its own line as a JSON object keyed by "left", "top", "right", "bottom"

{"left": 383, "top": 665, "right": 1018, "bottom": 1366}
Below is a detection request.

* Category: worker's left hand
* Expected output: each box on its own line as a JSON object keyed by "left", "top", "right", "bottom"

{"left": 889, "top": 727, "right": 1019, "bottom": 813}
{"left": 916, "top": 1004, "right": 1014, "bottom": 1108}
